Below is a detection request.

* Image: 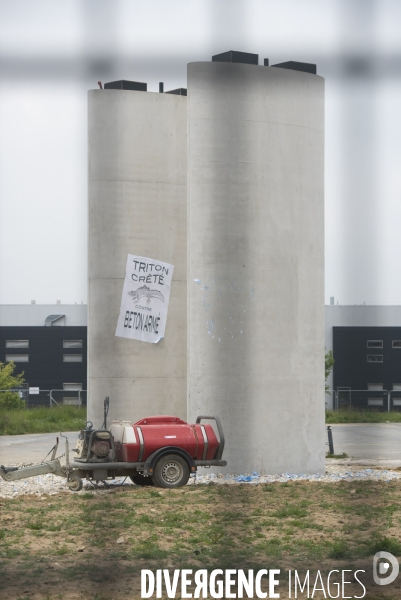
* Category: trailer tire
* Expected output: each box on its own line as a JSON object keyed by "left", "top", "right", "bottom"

{"left": 152, "top": 454, "right": 190, "bottom": 489}
{"left": 67, "top": 474, "right": 83, "bottom": 492}
{"left": 130, "top": 474, "right": 154, "bottom": 487}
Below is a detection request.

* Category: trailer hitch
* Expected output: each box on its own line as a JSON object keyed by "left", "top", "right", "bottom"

{"left": 0, "top": 460, "right": 67, "bottom": 482}
{"left": 1, "top": 465, "right": 19, "bottom": 475}
{"left": 0, "top": 436, "right": 68, "bottom": 483}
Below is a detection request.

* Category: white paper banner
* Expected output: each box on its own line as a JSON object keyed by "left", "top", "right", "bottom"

{"left": 115, "top": 254, "right": 174, "bottom": 343}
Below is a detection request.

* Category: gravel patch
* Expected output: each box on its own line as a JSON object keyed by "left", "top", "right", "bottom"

{"left": 1, "top": 462, "right": 400, "bottom": 498}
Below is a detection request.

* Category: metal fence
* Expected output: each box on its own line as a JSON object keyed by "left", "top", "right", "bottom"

{"left": 49, "top": 389, "right": 87, "bottom": 408}
{"left": 0, "top": 387, "right": 87, "bottom": 408}
{"left": 327, "top": 388, "right": 401, "bottom": 412}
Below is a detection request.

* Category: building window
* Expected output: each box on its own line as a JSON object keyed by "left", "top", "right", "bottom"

{"left": 368, "top": 383, "right": 383, "bottom": 391}
{"left": 63, "top": 340, "right": 83, "bottom": 349}
{"left": 63, "top": 383, "right": 82, "bottom": 391}
{"left": 63, "top": 354, "right": 82, "bottom": 363}
{"left": 368, "top": 383, "right": 384, "bottom": 407}
{"left": 367, "top": 355, "right": 383, "bottom": 363}
{"left": 368, "top": 398, "right": 383, "bottom": 406}
{"left": 393, "top": 384, "right": 401, "bottom": 391}
{"left": 337, "top": 387, "right": 351, "bottom": 408}
{"left": 392, "top": 341, "right": 401, "bottom": 349}
{"left": 367, "top": 340, "right": 383, "bottom": 348}
{"left": 63, "top": 383, "right": 82, "bottom": 405}
{"left": 6, "top": 354, "right": 29, "bottom": 362}
{"left": 6, "top": 340, "right": 29, "bottom": 348}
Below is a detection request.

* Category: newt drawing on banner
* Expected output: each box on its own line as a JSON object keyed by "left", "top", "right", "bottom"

{"left": 115, "top": 255, "right": 174, "bottom": 344}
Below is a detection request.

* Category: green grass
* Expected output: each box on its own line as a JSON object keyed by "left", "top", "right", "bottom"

{"left": 0, "top": 406, "right": 87, "bottom": 435}
{"left": 2, "top": 481, "right": 401, "bottom": 597}
{"left": 3, "top": 406, "right": 399, "bottom": 435}
{"left": 271, "top": 503, "right": 309, "bottom": 519}
{"left": 326, "top": 451, "right": 348, "bottom": 459}
{"left": 326, "top": 408, "right": 401, "bottom": 423}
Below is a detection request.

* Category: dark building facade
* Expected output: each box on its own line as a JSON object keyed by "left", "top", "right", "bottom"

{"left": 0, "top": 326, "right": 87, "bottom": 407}
{"left": 333, "top": 326, "right": 401, "bottom": 409}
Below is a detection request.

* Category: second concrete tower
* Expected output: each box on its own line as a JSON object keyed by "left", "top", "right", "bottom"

{"left": 187, "top": 61, "right": 325, "bottom": 474}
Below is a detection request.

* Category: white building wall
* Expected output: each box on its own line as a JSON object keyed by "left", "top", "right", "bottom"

{"left": 0, "top": 304, "right": 87, "bottom": 326}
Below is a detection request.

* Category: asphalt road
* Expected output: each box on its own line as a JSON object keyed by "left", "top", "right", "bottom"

{"left": 328, "top": 422, "right": 401, "bottom": 462}
{"left": 0, "top": 431, "right": 79, "bottom": 464}
{"left": 1, "top": 424, "right": 401, "bottom": 466}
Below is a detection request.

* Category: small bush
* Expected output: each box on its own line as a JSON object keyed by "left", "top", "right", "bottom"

{"left": 0, "top": 391, "right": 25, "bottom": 410}
{"left": 327, "top": 539, "right": 350, "bottom": 559}
{"left": 368, "top": 536, "right": 401, "bottom": 556}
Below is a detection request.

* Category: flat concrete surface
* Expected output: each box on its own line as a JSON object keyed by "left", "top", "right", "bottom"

{"left": 88, "top": 90, "right": 187, "bottom": 426}
{"left": 329, "top": 423, "right": 401, "bottom": 464}
{"left": 187, "top": 61, "right": 325, "bottom": 475}
{"left": 0, "top": 432, "right": 78, "bottom": 464}
{"left": 2, "top": 424, "right": 401, "bottom": 468}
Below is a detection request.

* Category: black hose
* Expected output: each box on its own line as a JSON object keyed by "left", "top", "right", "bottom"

{"left": 101, "top": 396, "right": 110, "bottom": 429}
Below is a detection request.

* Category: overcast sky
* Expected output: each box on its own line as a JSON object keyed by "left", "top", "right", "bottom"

{"left": 0, "top": 0, "right": 400, "bottom": 306}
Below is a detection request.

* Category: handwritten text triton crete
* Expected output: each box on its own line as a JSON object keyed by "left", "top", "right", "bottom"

{"left": 130, "top": 259, "right": 169, "bottom": 285}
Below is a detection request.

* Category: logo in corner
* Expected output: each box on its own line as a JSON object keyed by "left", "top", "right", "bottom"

{"left": 373, "top": 551, "right": 399, "bottom": 586}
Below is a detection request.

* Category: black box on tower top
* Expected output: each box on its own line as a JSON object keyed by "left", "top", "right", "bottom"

{"left": 165, "top": 88, "right": 187, "bottom": 96}
{"left": 271, "top": 61, "right": 316, "bottom": 75}
{"left": 212, "top": 51, "right": 259, "bottom": 65}
{"left": 104, "top": 80, "right": 147, "bottom": 91}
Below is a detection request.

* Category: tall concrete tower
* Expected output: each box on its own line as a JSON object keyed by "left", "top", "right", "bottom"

{"left": 88, "top": 84, "right": 187, "bottom": 425}
{"left": 187, "top": 55, "right": 325, "bottom": 474}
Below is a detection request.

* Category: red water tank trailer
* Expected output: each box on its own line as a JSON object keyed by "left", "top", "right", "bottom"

{"left": 68, "top": 406, "right": 227, "bottom": 489}
{"left": 115, "top": 416, "right": 220, "bottom": 463}
{"left": 0, "top": 399, "right": 227, "bottom": 491}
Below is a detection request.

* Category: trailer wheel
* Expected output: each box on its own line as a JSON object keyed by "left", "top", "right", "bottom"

{"left": 153, "top": 454, "right": 190, "bottom": 489}
{"left": 67, "top": 474, "right": 83, "bottom": 492}
{"left": 130, "top": 474, "right": 154, "bottom": 487}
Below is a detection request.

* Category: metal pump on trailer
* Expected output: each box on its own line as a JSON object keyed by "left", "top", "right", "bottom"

{"left": 0, "top": 397, "right": 227, "bottom": 491}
